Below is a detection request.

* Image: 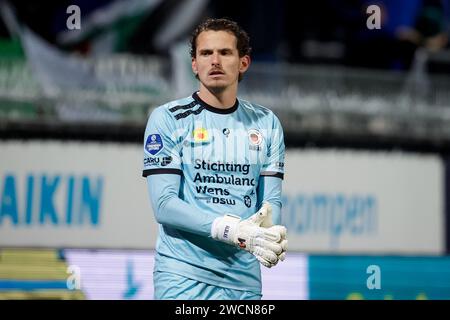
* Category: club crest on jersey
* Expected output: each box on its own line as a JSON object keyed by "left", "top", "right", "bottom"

{"left": 193, "top": 128, "right": 209, "bottom": 142}
{"left": 248, "top": 129, "right": 262, "bottom": 145}
{"left": 248, "top": 129, "right": 263, "bottom": 151}
{"left": 145, "top": 133, "right": 163, "bottom": 155}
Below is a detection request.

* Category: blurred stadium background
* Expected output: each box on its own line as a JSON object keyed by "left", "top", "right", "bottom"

{"left": 1, "top": 0, "right": 450, "bottom": 299}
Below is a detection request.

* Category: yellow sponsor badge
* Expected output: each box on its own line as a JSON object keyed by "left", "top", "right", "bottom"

{"left": 193, "top": 128, "right": 209, "bottom": 142}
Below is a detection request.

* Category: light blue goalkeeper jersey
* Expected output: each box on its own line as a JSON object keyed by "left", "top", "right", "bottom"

{"left": 142, "top": 92, "right": 285, "bottom": 293}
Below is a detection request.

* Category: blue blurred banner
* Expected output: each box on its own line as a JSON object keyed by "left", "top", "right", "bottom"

{"left": 309, "top": 255, "right": 450, "bottom": 300}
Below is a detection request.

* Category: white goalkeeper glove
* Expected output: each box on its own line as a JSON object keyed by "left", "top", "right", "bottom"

{"left": 211, "top": 202, "right": 288, "bottom": 268}
{"left": 258, "top": 202, "right": 288, "bottom": 262}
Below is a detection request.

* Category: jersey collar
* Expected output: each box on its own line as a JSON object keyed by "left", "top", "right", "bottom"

{"left": 192, "top": 92, "right": 239, "bottom": 114}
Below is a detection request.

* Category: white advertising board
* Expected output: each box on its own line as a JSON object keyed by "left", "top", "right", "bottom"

{"left": 282, "top": 150, "right": 444, "bottom": 254}
{"left": 0, "top": 141, "right": 157, "bottom": 249}
{"left": 0, "top": 141, "right": 444, "bottom": 254}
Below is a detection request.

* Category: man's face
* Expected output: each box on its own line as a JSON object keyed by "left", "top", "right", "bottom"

{"left": 192, "top": 30, "right": 250, "bottom": 93}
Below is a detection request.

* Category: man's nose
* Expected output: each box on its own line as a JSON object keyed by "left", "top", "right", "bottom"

{"left": 211, "top": 52, "right": 221, "bottom": 65}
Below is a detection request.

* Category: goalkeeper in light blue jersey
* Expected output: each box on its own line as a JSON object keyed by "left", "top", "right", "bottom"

{"left": 142, "top": 18, "right": 288, "bottom": 300}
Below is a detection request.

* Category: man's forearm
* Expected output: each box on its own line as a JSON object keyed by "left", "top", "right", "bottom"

{"left": 147, "top": 175, "right": 214, "bottom": 236}
{"left": 257, "top": 176, "right": 283, "bottom": 225}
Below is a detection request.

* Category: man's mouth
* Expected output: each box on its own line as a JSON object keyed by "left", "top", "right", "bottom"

{"left": 209, "top": 70, "right": 224, "bottom": 76}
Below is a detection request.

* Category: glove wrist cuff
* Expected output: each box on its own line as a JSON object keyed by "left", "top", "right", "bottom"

{"left": 211, "top": 214, "right": 241, "bottom": 244}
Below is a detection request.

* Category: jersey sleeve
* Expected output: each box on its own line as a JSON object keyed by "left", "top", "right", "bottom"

{"left": 142, "top": 106, "right": 182, "bottom": 177}
{"left": 260, "top": 113, "right": 285, "bottom": 179}
{"left": 257, "top": 176, "right": 283, "bottom": 225}
{"left": 146, "top": 175, "right": 215, "bottom": 236}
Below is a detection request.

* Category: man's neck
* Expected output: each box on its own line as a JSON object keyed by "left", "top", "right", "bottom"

{"left": 197, "top": 85, "right": 237, "bottom": 109}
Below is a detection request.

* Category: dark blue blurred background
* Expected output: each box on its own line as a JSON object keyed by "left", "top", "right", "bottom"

{"left": 2, "top": 0, "right": 449, "bottom": 72}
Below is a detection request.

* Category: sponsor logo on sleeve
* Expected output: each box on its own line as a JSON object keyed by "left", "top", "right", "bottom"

{"left": 144, "top": 155, "right": 173, "bottom": 167}
{"left": 276, "top": 162, "right": 285, "bottom": 169}
{"left": 161, "top": 156, "right": 173, "bottom": 167}
{"left": 145, "top": 134, "right": 163, "bottom": 155}
{"left": 144, "top": 157, "right": 159, "bottom": 166}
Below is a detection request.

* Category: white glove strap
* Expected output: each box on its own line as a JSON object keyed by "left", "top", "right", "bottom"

{"left": 211, "top": 214, "right": 241, "bottom": 245}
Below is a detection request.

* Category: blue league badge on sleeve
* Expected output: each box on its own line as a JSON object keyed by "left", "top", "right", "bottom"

{"left": 145, "top": 133, "right": 164, "bottom": 155}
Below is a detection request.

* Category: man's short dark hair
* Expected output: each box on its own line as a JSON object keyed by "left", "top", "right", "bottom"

{"left": 190, "top": 18, "right": 252, "bottom": 58}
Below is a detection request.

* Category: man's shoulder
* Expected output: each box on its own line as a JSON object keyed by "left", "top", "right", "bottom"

{"left": 238, "top": 98, "right": 276, "bottom": 119}
{"left": 149, "top": 95, "right": 196, "bottom": 121}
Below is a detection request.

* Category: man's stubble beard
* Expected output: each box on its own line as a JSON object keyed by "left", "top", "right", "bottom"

{"left": 203, "top": 82, "right": 227, "bottom": 95}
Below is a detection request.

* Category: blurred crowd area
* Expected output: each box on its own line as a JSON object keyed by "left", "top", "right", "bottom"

{"left": 213, "top": 0, "right": 450, "bottom": 73}
{"left": 0, "top": 0, "right": 449, "bottom": 148}
{"left": 1, "top": 0, "right": 449, "bottom": 70}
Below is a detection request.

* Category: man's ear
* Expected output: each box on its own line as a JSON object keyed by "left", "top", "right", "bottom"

{"left": 192, "top": 57, "right": 198, "bottom": 75}
{"left": 239, "top": 55, "right": 251, "bottom": 74}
